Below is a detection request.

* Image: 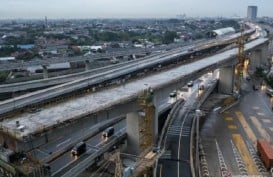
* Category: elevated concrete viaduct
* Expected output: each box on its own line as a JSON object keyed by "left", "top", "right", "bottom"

{"left": 0, "top": 38, "right": 268, "bottom": 157}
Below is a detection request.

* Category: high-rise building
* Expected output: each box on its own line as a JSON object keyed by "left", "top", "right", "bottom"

{"left": 247, "top": 6, "right": 258, "bottom": 20}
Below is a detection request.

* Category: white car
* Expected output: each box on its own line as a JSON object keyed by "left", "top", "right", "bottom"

{"left": 187, "top": 81, "right": 194, "bottom": 87}
{"left": 266, "top": 88, "right": 273, "bottom": 97}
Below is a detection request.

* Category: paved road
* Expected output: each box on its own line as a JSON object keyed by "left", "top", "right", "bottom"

{"left": 49, "top": 120, "right": 125, "bottom": 174}
{"left": 157, "top": 74, "right": 216, "bottom": 177}
{"left": 200, "top": 76, "right": 272, "bottom": 177}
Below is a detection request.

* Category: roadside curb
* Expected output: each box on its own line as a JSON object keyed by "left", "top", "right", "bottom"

{"left": 219, "top": 98, "right": 240, "bottom": 114}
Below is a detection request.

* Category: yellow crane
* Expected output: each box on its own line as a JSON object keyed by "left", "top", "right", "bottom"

{"left": 235, "top": 24, "right": 246, "bottom": 93}
{"left": 138, "top": 87, "right": 155, "bottom": 152}
{"left": 115, "top": 88, "right": 155, "bottom": 177}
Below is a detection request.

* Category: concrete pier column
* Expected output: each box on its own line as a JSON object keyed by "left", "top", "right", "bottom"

{"left": 269, "top": 40, "right": 273, "bottom": 64}
{"left": 85, "top": 60, "right": 91, "bottom": 71}
{"left": 218, "top": 66, "right": 235, "bottom": 94}
{"left": 42, "top": 65, "right": 48, "bottom": 79}
{"left": 261, "top": 46, "right": 270, "bottom": 67}
{"left": 269, "top": 40, "right": 273, "bottom": 57}
{"left": 249, "top": 49, "right": 262, "bottom": 70}
{"left": 212, "top": 69, "right": 219, "bottom": 79}
{"left": 126, "top": 112, "right": 141, "bottom": 155}
{"left": 126, "top": 106, "right": 156, "bottom": 155}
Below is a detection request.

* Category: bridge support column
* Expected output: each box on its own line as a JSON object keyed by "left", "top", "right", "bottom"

{"left": 250, "top": 45, "right": 270, "bottom": 72}
{"left": 85, "top": 60, "right": 91, "bottom": 71}
{"left": 126, "top": 112, "right": 141, "bottom": 155}
{"left": 269, "top": 40, "right": 273, "bottom": 58}
{"left": 218, "top": 66, "right": 234, "bottom": 94}
{"left": 261, "top": 45, "right": 270, "bottom": 67}
{"left": 42, "top": 65, "right": 48, "bottom": 79}
{"left": 249, "top": 49, "right": 262, "bottom": 70}
{"left": 126, "top": 106, "right": 156, "bottom": 156}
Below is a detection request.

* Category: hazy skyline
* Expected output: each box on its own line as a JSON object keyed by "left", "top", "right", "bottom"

{"left": 0, "top": 0, "right": 272, "bottom": 19}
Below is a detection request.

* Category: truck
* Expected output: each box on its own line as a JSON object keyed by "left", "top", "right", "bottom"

{"left": 102, "top": 127, "right": 115, "bottom": 138}
{"left": 257, "top": 139, "right": 273, "bottom": 169}
{"left": 71, "top": 142, "right": 86, "bottom": 156}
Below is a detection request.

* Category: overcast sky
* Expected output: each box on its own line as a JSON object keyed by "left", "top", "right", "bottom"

{"left": 0, "top": 0, "right": 271, "bottom": 19}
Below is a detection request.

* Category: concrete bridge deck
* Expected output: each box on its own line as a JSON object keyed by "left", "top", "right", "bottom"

{"left": 0, "top": 38, "right": 268, "bottom": 140}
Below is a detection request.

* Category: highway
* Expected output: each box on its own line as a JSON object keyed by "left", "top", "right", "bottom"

{"left": 0, "top": 47, "right": 148, "bottom": 71}
{"left": 0, "top": 22, "right": 269, "bottom": 177}
{"left": 0, "top": 37, "right": 268, "bottom": 142}
{"left": 28, "top": 116, "right": 125, "bottom": 163}
{"left": 0, "top": 22, "right": 257, "bottom": 72}
{"left": 51, "top": 73, "right": 214, "bottom": 177}
{"left": 199, "top": 71, "right": 273, "bottom": 176}
{"left": 51, "top": 129, "right": 126, "bottom": 177}
{"left": 49, "top": 120, "right": 126, "bottom": 176}
{"left": 156, "top": 74, "right": 217, "bottom": 177}
{"left": 0, "top": 52, "right": 160, "bottom": 93}
{"left": 0, "top": 40, "right": 209, "bottom": 94}
{"left": 0, "top": 38, "right": 207, "bottom": 71}
{"left": 0, "top": 28, "right": 254, "bottom": 94}
{"left": 0, "top": 29, "right": 258, "bottom": 116}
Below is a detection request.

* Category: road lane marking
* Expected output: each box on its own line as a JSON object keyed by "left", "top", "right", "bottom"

{"left": 228, "top": 125, "right": 237, "bottom": 130}
{"left": 56, "top": 138, "right": 71, "bottom": 148}
{"left": 235, "top": 112, "right": 257, "bottom": 145}
{"left": 262, "top": 119, "right": 271, "bottom": 123}
{"left": 257, "top": 112, "right": 265, "bottom": 116}
{"left": 215, "top": 140, "right": 230, "bottom": 177}
{"left": 232, "top": 134, "right": 259, "bottom": 175}
{"left": 225, "top": 117, "right": 233, "bottom": 121}
{"left": 177, "top": 110, "right": 191, "bottom": 177}
{"left": 230, "top": 140, "right": 248, "bottom": 175}
{"left": 250, "top": 116, "right": 271, "bottom": 143}
{"left": 36, "top": 149, "right": 49, "bottom": 155}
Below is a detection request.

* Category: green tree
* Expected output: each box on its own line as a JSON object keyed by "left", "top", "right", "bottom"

{"left": 162, "top": 31, "right": 178, "bottom": 44}
{"left": 255, "top": 67, "right": 265, "bottom": 77}
{"left": 0, "top": 71, "right": 9, "bottom": 82}
{"left": 0, "top": 47, "right": 17, "bottom": 57}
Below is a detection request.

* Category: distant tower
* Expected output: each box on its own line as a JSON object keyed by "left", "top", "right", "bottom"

{"left": 247, "top": 6, "right": 257, "bottom": 20}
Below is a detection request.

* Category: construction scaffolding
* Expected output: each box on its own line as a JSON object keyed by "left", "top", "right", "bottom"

{"left": 235, "top": 24, "right": 246, "bottom": 93}
{"left": 115, "top": 151, "right": 123, "bottom": 177}
{"left": 138, "top": 87, "right": 155, "bottom": 153}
